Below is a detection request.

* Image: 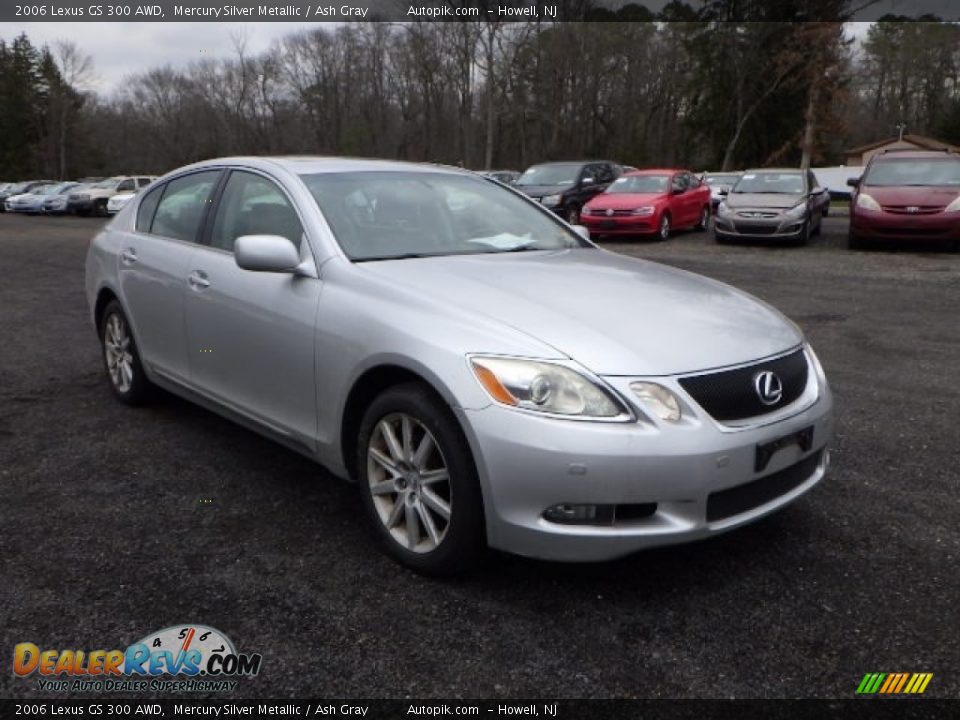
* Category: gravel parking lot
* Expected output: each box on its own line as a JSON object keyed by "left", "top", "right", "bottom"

{"left": 1, "top": 213, "right": 958, "bottom": 699}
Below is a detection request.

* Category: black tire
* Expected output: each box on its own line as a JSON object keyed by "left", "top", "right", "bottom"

{"left": 94, "top": 199, "right": 108, "bottom": 217}
{"left": 356, "top": 382, "right": 485, "bottom": 576}
{"left": 695, "top": 205, "right": 710, "bottom": 231}
{"left": 565, "top": 204, "right": 581, "bottom": 225}
{"left": 99, "top": 300, "right": 153, "bottom": 405}
{"left": 658, "top": 213, "right": 671, "bottom": 241}
{"left": 798, "top": 220, "right": 811, "bottom": 246}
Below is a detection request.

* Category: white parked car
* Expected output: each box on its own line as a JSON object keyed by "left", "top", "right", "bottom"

{"left": 106, "top": 192, "right": 136, "bottom": 215}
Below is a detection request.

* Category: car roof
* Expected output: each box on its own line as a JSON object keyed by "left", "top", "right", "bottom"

{"left": 742, "top": 168, "right": 805, "bottom": 174}
{"left": 871, "top": 150, "right": 958, "bottom": 160}
{"left": 176, "top": 156, "right": 472, "bottom": 177}
{"left": 623, "top": 168, "right": 684, "bottom": 176}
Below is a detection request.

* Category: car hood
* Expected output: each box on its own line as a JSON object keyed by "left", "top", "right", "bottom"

{"left": 860, "top": 185, "right": 960, "bottom": 207}
{"left": 725, "top": 192, "right": 804, "bottom": 210}
{"left": 514, "top": 184, "right": 571, "bottom": 199}
{"left": 586, "top": 193, "right": 667, "bottom": 209}
{"left": 357, "top": 248, "right": 802, "bottom": 376}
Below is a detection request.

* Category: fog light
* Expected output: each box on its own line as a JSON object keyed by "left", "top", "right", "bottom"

{"left": 544, "top": 503, "right": 597, "bottom": 523}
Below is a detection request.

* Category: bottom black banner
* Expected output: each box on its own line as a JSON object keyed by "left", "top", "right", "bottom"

{"left": 0, "top": 699, "right": 957, "bottom": 719}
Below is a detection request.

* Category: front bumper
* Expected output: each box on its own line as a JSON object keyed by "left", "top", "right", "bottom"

{"left": 457, "top": 356, "right": 833, "bottom": 562}
{"left": 714, "top": 213, "right": 805, "bottom": 240}
{"left": 581, "top": 213, "right": 657, "bottom": 235}
{"left": 850, "top": 208, "right": 960, "bottom": 243}
{"left": 68, "top": 198, "right": 95, "bottom": 213}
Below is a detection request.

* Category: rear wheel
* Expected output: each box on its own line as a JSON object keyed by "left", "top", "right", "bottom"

{"left": 99, "top": 300, "right": 153, "bottom": 405}
{"left": 94, "top": 199, "right": 108, "bottom": 217}
{"left": 357, "top": 383, "right": 485, "bottom": 576}
{"left": 695, "top": 205, "right": 710, "bottom": 231}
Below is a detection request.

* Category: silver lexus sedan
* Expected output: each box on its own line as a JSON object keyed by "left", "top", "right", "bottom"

{"left": 85, "top": 157, "right": 833, "bottom": 574}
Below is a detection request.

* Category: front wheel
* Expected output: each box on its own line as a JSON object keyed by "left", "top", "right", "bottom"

{"left": 99, "top": 300, "right": 153, "bottom": 405}
{"left": 357, "top": 383, "right": 485, "bottom": 575}
{"left": 658, "top": 214, "right": 671, "bottom": 241}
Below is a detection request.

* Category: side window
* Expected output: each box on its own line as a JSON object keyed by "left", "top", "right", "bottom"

{"left": 150, "top": 171, "right": 220, "bottom": 243}
{"left": 581, "top": 164, "right": 600, "bottom": 184}
{"left": 685, "top": 173, "right": 700, "bottom": 188}
{"left": 116, "top": 179, "right": 135, "bottom": 192}
{"left": 136, "top": 184, "right": 164, "bottom": 232}
{"left": 209, "top": 171, "right": 303, "bottom": 253}
{"left": 137, "top": 177, "right": 153, "bottom": 188}
{"left": 671, "top": 174, "right": 688, "bottom": 192}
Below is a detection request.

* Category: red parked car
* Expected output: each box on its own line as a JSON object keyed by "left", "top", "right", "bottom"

{"left": 847, "top": 149, "right": 960, "bottom": 250}
{"left": 580, "top": 169, "right": 712, "bottom": 240}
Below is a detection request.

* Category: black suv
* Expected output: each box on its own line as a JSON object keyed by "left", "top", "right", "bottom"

{"left": 514, "top": 161, "right": 619, "bottom": 224}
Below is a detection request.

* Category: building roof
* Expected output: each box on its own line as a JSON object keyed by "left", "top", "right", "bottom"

{"left": 845, "top": 134, "right": 960, "bottom": 155}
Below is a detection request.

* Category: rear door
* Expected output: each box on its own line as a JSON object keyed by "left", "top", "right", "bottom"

{"left": 117, "top": 170, "right": 222, "bottom": 383}
{"left": 183, "top": 169, "right": 321, "bottom": 445}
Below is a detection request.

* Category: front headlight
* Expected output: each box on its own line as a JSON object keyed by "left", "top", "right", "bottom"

{"left": 541, "top": 194, "right": 562, "bottom": 207}
{"left": 783, "top": 203, "right": 807, "bottom": 219}
{"left": 856, "top": 193, "right": 881, "bottom": 211}
{"left": 716, "top": 201, "right": 733, "bottom": 218}
{"left": 945, "top": 195, "right": 960, "bottom": 212}
{"left": 631, "top": 206, "right": 655, "bottom": 216}
{"left": 629, "top": 382, "right": 682, "bottom": 423}
{"left": 470, "top": 356, "right": 628, "bottom": 419}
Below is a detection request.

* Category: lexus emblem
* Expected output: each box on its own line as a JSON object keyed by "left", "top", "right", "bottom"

{"left": 754, "top": 371, "right": 783, "bottom": 405}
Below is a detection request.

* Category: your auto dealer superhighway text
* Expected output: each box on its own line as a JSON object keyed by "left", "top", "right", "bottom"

{"left": 173, "top": 4, "right": 370, "bottom": 17}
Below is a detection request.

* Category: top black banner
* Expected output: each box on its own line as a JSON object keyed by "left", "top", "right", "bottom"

{"left": 4, "top": 0, "right": 960, "bottom": 23}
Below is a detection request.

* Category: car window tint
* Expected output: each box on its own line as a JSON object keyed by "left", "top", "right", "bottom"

{"left": 116, "top": 179, "right": 135, "bottom": 192}
{"left": 136, "top": 184, "right": 164, "bottom": 232}
{"left": 672, "top": 174, "right": 688, "bottom": 191}
{"left": 209, "top": 171, "right": 303, "bottom": 253}
{"left": 150, "top": 171, "right": 220, "bottom": 242}
{"left": 137, "top": 178, "right": 153, "bottom": 187}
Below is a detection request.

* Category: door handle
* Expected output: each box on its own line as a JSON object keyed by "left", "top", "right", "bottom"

{"left": 187, "top": 271, "right": 210, "bottom": 290}
{"left": 120, "top": 249, "right": 137, "bottom": 265}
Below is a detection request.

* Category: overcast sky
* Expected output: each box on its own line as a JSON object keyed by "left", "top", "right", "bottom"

{"left": 2, "top": 23, "right": 321, "bottom": 93}
{"left": 5, "top": 21, "right": 875, "bottom": 96}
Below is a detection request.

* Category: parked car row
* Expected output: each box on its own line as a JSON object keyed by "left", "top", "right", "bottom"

{"left": 0, "top": 175, "right": 156, "bottom": 216}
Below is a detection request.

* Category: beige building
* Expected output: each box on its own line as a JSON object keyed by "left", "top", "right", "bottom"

{"left": 844, "top": 134, "right": 960, "bottom": 166}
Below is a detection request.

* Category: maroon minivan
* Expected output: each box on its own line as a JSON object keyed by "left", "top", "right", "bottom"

{"left": 847, "top": 149, "right": 960, "bottom": 249}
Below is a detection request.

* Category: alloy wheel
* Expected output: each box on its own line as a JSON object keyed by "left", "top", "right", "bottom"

{"left": 367, "top": 412, "right": 452, "bottom": 554}
{"left": 659, "top": 215, "right": 671, "bottom": 240}
{"left": 104, "top": 313, "right": 134, "bottom": 393}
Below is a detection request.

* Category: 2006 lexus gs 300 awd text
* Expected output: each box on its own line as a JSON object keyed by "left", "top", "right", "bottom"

{"left": 85, "top": 157, "right": 833, "bottom": 574}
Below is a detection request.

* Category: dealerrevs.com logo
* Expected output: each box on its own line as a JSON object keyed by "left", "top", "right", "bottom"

{"left": 13, "top": 625, "right": 262, "bottom": 693}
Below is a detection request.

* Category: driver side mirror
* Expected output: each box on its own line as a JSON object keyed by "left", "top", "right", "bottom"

{"left": 235, "top": 234, "right": 300, "bottom": 273}
{"left": 846, "top": 177, "right": 860, "bottom": 188}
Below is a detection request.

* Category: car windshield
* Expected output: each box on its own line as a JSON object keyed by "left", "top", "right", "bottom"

{"left": 300, "top": 171, "right": 587, "bottom": 261}
{"left": 606, "top": 175, "right": 669, "bottom": 193}
{"left": 732, "top": 173, "right": 805, "bottom": 194}
{"left": 515, "top": 164, "right": 581, "bottom": 187}
{"left": 863, "top": 159, "right": 960, "bottom": 187}
{"left": 92, "top": 178, "right": 120, "bottom": 189}
{"left": 704, "top": 174, "right": 740, "bottom": 186}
